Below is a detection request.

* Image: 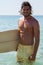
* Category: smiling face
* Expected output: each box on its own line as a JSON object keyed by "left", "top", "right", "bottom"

{"left": 21, "top": 6, "right": 31, "bottom": 17}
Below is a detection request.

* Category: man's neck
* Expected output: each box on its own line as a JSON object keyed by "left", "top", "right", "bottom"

{"left": 24, "top": 15, "right": 31, "bottom": 20}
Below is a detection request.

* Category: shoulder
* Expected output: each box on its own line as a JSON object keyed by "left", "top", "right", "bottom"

{"left": 18, "top": 17, "right": 24, "bottom": 23}
{"left": 31, "top": 16, "right": 40, "bottom": 32}
{"left": 18, "top": 17, "right": 24, "bottom": 26}
{"left": 18, "top": 16, "right": 24, "bottom": 21}
{"left": 31, "top": 16, "right": 39, "bottom": 27}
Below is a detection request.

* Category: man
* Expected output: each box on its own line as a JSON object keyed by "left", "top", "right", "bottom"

{"left": 17, "top": 1, "right": 40, "bottom": 63}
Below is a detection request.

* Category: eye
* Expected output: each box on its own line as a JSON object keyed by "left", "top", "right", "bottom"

{"left": 27, "top": 9, "right": 29, "bottom": 11}
{"left": 23, "top": 9, "right": 25, "bottom": 11}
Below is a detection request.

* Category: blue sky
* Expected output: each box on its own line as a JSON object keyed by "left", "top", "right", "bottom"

{"left": 0, "top": 0, "right": 43, "bottom": 15}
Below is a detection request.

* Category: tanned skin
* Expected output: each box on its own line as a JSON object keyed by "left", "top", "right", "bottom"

{"left": 18, "top": 6, "right": 40, "bottom": 61}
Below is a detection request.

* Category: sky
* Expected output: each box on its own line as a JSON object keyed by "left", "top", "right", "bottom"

{"left": 0, "top": 0, "right": 43, "bottom": 15}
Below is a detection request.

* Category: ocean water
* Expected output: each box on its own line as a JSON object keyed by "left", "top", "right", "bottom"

{"left": 0, "top": 15, "right": 43, "bottom": 65}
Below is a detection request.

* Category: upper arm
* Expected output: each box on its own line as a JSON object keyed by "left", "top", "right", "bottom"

{"left": 18, "top": 20, "right": 20, "bottom": 31}
{"left": 33, "top": 20, "right": 40, "bottom": 43}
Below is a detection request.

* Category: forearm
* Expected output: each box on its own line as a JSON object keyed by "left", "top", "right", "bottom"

{"left": 33, "top": 40, "right": 40, "bottom": 56}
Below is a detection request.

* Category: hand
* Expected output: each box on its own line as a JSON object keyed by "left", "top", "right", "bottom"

{"left": 28, "top": 54, "right": 36, "bottom": 61}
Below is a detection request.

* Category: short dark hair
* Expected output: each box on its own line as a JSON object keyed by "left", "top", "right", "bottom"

{"left": 21, "top": 1, "right": 32, "bottom": 10}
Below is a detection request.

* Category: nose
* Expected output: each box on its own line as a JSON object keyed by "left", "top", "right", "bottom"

{"left": 24, "top": 10, "right": 27, "bottom": 13}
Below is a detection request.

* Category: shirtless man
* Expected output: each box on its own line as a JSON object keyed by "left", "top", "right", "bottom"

{"left": 17, "top": 1, "right": 40, "bottom": 62}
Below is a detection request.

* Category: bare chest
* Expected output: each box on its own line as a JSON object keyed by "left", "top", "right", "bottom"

{"left": 19, "top": 20, "right": 33, "bottom": 31}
